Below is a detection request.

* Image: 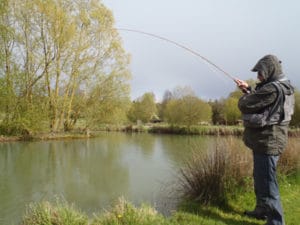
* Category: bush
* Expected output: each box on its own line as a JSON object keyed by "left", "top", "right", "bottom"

{"left": 0, "top": 121, "right": 31, "bottom": 136}
{"left": 177, "top": 139, "right": 252, "bottom": 206}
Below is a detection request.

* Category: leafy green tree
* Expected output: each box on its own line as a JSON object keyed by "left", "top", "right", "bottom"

{"left": 0, "top": 0, "right": 131, "bottom": 133}
{"left": 209, "top": 99, "right": 226, "bottom": 125}
{"left": 164, "top": 87, "right": 211, "bottom": 126}
{"left": 223, "top": 97, "right": 241, "bottom": 125}
{"left": 127, "top": 92, "right": 157, "bottom": 123}
{"left": 84, "top": 73, "right": 131, "bottom": 129}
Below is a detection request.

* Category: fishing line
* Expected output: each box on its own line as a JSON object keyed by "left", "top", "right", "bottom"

{"left": 116, "top": 28, "right": 238, "bottom": 84}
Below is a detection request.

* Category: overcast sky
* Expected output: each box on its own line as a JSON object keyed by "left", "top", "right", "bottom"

{"left": 102, "top": 0, "right": 300, "bottom": 101}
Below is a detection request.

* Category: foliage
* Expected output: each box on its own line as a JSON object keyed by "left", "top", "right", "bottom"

{"left": 223, "top": 97, "right": 241, "bottom": 125}
{"left": 223, "top": 79, "right": 257, "bottom": 125}
{"left": 0, "top": 0, "right": 131, "bottom": 133}
{"left": 0, "top": 120, "right": 28, "bottom": 136}
{"left": 209, "top": 99, "right": 226, "bottom": 125}
{"left": 127, "top": 92, "right": 157, "bottom": 123}
{"left": 161, "top": 86, "right": 211, "bottom": 127}
{"left": 83, "top": 72, "right": 131, "bottom": 129}
{"left": 164, "top": 96, "right": 212, "bottom": 127}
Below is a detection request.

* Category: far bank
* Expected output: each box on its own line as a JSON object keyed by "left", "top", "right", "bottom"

{"left": 1, "top": 124, "right": 300, "bottom": 142}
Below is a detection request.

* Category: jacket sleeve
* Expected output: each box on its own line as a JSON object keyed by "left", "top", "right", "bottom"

{"left": 238, "top": 84, "right": 278, "bottom": 114}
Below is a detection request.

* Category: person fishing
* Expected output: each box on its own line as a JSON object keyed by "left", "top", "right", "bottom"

{"left": 236, "top": 54, "right": 295, "bottom": 225}
{"left": 119, "top": 29, "right": 297, "bottom": 224}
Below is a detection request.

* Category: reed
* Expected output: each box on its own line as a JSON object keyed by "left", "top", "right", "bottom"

{"left": 177, "top": 138, "right": 252, "bottom": 206}
{"left": 278, "top": 139, "right": 300, "bottom": 176}
{"left": 177, "top": 137, "right": 300, "bottom": 207}
{"left": 148, "top": 125, "right": 244, "bottom": 136}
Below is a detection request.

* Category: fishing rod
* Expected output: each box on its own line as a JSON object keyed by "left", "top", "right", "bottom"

{"left": 116, "top": 28, "right": 239, "bottom": 84}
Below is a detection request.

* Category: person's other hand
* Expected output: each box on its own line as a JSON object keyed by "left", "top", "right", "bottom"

{"left": 235, "top": 79, "right": 250, "bottom": 93}
{"left": 235, "top": 79, "right": 249, "bottom": 89}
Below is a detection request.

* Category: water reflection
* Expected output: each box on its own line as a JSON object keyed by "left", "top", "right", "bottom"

{"left": 0, "top": 136, "right": 131, "bottom": 224}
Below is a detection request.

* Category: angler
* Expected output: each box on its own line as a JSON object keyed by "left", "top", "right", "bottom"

{"left": 236, "top": 54, "right": 295, "bottom": 225}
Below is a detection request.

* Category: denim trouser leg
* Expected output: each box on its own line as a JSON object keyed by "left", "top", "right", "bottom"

{"left": 253, "top": 153, "right": 284, "bottom": 225}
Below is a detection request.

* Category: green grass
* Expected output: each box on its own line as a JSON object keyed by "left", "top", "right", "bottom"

{"left": 172, "top": 175, "right": 300, "bottom": 225}
{"left": 21, "top": 200, "right": 88, "bottom": 225}
{"left": 21, "top": 177, "right": 300, "bottom": 225}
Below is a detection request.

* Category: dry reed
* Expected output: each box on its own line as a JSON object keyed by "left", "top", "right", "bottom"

{"left": 177, "top": 138, "right": 252, "bottom": 206}
{"left": 177, "top": 137, "right": 299, "bottom": 206}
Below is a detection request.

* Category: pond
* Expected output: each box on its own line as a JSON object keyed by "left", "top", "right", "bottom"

{"left": 0, "top": 133, "right": 298, "bottom": 224}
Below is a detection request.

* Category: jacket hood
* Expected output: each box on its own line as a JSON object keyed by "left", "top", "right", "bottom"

{"left": 251, "top": 55, "right": 283, "bottom": 82}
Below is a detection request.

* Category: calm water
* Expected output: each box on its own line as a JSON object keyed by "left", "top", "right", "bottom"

{"left": 0, "top": 133, "right": 298, "bottom": 224}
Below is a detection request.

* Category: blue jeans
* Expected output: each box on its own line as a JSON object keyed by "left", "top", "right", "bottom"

{"left": 253, "top": 153, "right": 285, "bottom": 225}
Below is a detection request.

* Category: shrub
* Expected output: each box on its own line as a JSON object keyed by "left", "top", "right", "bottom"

{"left": 177, "top": 139, "right": 252, "bottom": 206}
{"left": 0, "top": 121, "right": 31, "bottom": 136}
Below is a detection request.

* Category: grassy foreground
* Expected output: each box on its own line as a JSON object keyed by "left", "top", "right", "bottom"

{"left": 21, "top": 176, "right": 300, "bottom": 225}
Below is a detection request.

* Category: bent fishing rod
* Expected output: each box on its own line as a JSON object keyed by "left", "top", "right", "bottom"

{"left": 116, "top": 28, "right": 240, "bottom": 84}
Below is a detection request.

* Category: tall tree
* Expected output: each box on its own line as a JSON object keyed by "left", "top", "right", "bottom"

{"left": 0, "top": 0, "right": 131, "bottom": 133}
{"left": 0, "top": 0, "right": 18, "bottom": 126}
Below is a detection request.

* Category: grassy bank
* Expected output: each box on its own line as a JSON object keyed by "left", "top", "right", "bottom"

{"left": 122, "top": 124, "right": 300, "bottom": 137}
{"left": 1, "top": 124, "right": 300, "bottom": 142}
{"left": 148, "top": 125, "right": 244, "bottom": 136}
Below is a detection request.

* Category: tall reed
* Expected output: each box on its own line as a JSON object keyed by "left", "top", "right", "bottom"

{"left": 278, "top": 139, "right": 300, "bottom": 176}
{"left": 177, "top": 137, "right": 300, "bottom": 207}
{"left": 177, "top": 138, "right": 252, "bottom": 206}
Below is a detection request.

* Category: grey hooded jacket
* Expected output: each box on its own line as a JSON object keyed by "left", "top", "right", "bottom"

{"left": 238, "top": 55, "right": 295, "bottom": 155}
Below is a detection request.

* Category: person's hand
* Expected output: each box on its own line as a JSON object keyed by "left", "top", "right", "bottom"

{"left": 234, "top": 79, "right": 249, "bottom": 93}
